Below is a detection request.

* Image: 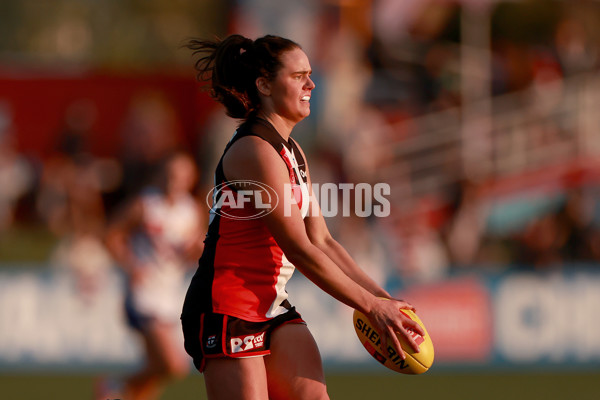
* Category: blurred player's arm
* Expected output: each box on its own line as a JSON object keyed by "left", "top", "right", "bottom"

{"left": 104, "top": 198, "right": 145, "bottom": 279}
{"left": 181, "top": 200, "right": 206, "bottom": 264}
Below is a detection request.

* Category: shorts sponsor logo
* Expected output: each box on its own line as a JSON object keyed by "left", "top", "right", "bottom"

{"left": 230, "top": 332, "right": 266, "bottom": 354}
{"left": 206, "top": 335, "right": 217, "bottom": 349}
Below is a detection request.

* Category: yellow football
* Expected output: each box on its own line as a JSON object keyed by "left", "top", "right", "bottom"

{"left": 353, "top": 307, "right": 434, "bottom": 374}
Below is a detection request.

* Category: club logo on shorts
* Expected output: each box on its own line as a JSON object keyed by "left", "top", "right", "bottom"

{"left": 230, "top": 332, "right": 266, "bottom": 353}
{"left": 206, "top": 335, "right": 217, "bottom": 349}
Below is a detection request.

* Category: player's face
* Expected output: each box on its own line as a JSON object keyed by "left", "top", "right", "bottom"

{"left": 268, "top": 47, "right": 315, "bottom": 124}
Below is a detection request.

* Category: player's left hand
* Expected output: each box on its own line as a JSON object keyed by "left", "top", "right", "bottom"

{"left": 366, "top": 298, "right": 425, "bottom": 359}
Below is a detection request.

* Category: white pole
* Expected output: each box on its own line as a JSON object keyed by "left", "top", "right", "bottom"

{"left": 460, "top": 2, "right": 493, "bottom": 180}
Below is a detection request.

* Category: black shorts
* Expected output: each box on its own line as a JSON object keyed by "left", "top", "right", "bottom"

{"left": 181, "top": 308, "right": 305, "bottom": 372}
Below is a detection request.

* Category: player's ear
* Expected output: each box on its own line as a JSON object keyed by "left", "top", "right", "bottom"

{"left": 256, "top": 77, "right": 271, "bottom": 96}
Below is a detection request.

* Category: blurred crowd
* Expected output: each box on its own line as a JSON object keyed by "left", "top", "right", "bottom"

{"left": 0, "top": 92, "right": 208, "bottom": 300}
{"left": 1, "top": 0, "right": 600, "bottom": 293}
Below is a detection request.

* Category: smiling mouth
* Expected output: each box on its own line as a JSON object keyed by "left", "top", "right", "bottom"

{"left": 301, "top": 96, "right": 311, "bottom": 101}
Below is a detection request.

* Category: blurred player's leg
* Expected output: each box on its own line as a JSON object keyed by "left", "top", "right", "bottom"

{"left": 125, "top": 321, "right": 188, "bottom": 400}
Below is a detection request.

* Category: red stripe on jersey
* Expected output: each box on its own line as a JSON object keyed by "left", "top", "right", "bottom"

{"left": 211, "top": 218, "right": 284, "bottom": 321}
{"left": 279, "top": 148, "right": 297, "bottom": 184}
{"left": 279, "top": 147, "right": 305, "bottom": 210}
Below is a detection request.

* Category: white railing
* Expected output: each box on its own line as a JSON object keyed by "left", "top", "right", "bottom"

{"left": 378, "top": 71, "right": 600, "bottom": 205}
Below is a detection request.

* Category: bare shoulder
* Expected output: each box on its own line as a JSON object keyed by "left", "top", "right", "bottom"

{"left": 225, "top": 135, "right": 273, "bottom": 159}
{"left": 222, "top": 135, "right": 284, "bottom": 182}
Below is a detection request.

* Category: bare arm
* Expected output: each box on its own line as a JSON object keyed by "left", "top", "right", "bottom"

{"left": 305, "top": 188, "right": 391, "bottom": 298}
{"left": 294, "top": 140, "right": 391, "bottom": 298}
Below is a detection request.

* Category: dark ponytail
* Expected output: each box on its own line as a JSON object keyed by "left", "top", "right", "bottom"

{"left": 186, "top": 34, "right": 300, "bottom": 119}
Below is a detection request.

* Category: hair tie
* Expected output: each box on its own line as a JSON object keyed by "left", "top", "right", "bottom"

{"left": 239, "top": 38, "right": 253, "bottom": 55}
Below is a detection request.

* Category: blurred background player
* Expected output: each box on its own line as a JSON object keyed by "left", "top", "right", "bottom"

{"left": 102, "top": 151, "right": 205, "bottom": 400}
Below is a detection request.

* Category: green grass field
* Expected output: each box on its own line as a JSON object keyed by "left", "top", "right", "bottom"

{"left": 1, "top": 371, "right": 599, "bottom": 400}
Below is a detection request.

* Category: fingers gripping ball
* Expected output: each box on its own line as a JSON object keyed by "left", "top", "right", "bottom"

{"left": 353, "top": 308, "right": 434, "bottom": 374}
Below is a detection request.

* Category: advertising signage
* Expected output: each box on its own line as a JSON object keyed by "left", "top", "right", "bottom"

{"left": 0, "top": 267, "right": 599, "bottom": 371}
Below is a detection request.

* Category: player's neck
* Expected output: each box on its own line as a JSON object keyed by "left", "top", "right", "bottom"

{"left": 257, "top": 111, "right": 294, "bottom": 141}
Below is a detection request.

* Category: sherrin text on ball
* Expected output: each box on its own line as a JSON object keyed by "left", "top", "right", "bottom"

{"left": 353, "top": 308, "right": 434, "bottom": 374}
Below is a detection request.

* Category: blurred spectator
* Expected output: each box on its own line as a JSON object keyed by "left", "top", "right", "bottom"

{"left": 36, "top": 100, "right": 107, "bottom": 236}
{"left": 513, "top": 211, "right": 565, "bottom": 269}
{"left": 366, "top": 0, "right": 458, "bottom": 112}
{"left": 421, "top": 42, "right": 461, "bottom": 112}
{"left": 194, "top": 107, "right": 239, "bottom": 193}
{"left": 102, "top": 151, "right": 205, "bottom": 400}
{"left": 554, "top": 16, "right": 598, "bottom": 76}
{"left": 231, "top": 0, "right": 320, "bottom": 56}
{"left": 395, "top": 202, "right": 449, "bottom": 283}
{"left": 37, "top": 100, "right": 117, "bottom": 301}
{"left": 555, "top": 187, "right": 599, "bottom": 263}
{"left": 45, "top": 153, "right": 115, "bottom": 302}
{"left": 440, "top": 178, "right": 489, "bottom": 268}
{"left": 0, "top": 102, "right": 34, "bottom": 232}
{"left": 56, "top": 99, "right": 98, "bottom": 161}
{"left": 336, "top": 214, "right": 390, "bottom": 288}
{"left": 481, "top": 184, "right": 600, "bottom": 269}
{"left": 114, "top": 91, "right": 183, "bottom": 204}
